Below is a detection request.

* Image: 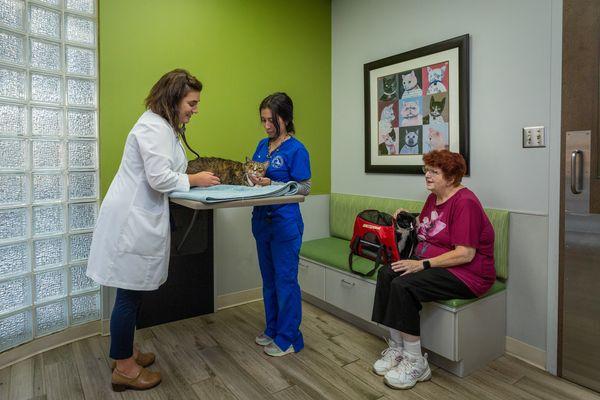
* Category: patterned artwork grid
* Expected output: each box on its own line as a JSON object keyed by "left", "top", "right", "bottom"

{"left": 0, "top": 0, "right": 99, "bottom": 352}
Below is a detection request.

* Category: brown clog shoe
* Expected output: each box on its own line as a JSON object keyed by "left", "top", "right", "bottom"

{"left": 111, "top": 351, "right": 156, "bottom": 370}
{"left": 111, "top": 367, "right": 161, "bottom": 392}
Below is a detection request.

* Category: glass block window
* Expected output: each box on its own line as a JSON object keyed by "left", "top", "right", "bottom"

{"left": 0, "top": 0, "right": 98, "bottom": 353}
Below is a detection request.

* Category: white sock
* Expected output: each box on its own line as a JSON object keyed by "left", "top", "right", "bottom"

{"left": 389, "top": 328, "right": 403, "bottom": 348}
{"left": 403, "top": 339, "right": 422, "bottom": 359}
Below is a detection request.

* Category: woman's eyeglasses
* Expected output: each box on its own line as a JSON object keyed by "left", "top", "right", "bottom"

{"left": 421, "top": 166, "right": 441, "bottom": 176}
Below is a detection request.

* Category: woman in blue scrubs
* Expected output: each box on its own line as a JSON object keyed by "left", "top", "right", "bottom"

{"left": 248, "top": 92, "right": 311, "bottom": 356}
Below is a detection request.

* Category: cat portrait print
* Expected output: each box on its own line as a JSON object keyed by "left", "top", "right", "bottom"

{"left": 366, "top": 37, "right": 470, "bottom": 172}
{"left": 399, "top": 126, "right": 422, "bottom": 155}
{"left": 378, "top": 102, "right": 399, "bottom": 155}
{"left": 422, "top": 94, "right": 446, "bottom": 125}
{"left": 379, "top": 75, "right": 398, "bottom": 101}
{"left": 400, "top": 70, "right": 423, "bottom": 99}
{"left": 400, "top": 98, "right": 423, "bottom": 127}
{"left": 425, "top": 63, "right": 448, "bottom": 95}
{"left": 423, "top": 122, "right": 449, "bottom": 154}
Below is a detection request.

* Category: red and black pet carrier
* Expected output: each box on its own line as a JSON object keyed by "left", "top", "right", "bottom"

{"left": 348, "top": 209, "right": 418, "bottom": 277}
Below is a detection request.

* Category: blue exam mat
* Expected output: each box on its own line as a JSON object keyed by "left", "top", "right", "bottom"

{"left": 169, "top": 181, "right": 299, "bottom": 203}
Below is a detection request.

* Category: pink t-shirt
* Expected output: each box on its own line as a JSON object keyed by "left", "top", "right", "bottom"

{"left": 415, "top": 188, "right": 495, "bottom": 297}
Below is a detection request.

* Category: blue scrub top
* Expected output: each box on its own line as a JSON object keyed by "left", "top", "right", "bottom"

{"left": 252, "top": 136, "right": 311, "bottom": 241}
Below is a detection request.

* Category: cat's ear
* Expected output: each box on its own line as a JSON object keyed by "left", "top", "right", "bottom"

{"left": 427, "top": 66, "right": 432, "bottom": 73}
{"left": 245, "top": 156, "right": 250, "bottom": 163}
{"left": 441, "top": 97, "right": 446, "bottom": 107}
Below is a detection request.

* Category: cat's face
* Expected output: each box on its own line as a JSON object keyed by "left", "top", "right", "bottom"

{"left": 380, "top": 103, "right": 395, "bottom": 123}
{"left": 427, "top": 65, "right": 446, "bottom": 84}
{"left": 429, "top": 96, "right": 446, "bottom": 117}
{"left": 244, "top": 158, "right": 268, "bottom": 177}
{"left": 405, "top": 131, "right": 419, "bottom": 147}
{"left": 428, "top": 126, "right": 446, "bottom": 150}
{"left": 402, "top": 71, "right": 418, "bottom": 90}
{"left": 382, "top": 75, "right": 397, "bottom": 94}
{"left": 401, "top": 101, "right": 419, "bottom": 119}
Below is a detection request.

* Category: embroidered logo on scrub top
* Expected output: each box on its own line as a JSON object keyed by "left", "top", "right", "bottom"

{"left": 271, "top": 155, "right": 284, "bottom": 169}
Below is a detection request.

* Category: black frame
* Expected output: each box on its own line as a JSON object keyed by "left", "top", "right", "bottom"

{"left": 364, "top": 34, "right": 470, "bottom": 174}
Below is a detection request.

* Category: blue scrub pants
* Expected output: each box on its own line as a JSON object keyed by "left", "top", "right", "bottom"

{"left": 109, "top": 288, "right": 142, "bottom": 360}
{"left": 256, "top": 234, "right": 304, "bottom": 352}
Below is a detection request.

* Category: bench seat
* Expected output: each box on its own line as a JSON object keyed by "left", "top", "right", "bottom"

{"left": 300, "top": 236, "right": 506, "bottom": 309}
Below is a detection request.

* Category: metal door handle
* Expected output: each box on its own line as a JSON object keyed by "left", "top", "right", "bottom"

{"left": 570, "top": 150, "right": 583, "bottom": 194}
{"left": 341, "top": 279, "right": 355, "bottom": 288}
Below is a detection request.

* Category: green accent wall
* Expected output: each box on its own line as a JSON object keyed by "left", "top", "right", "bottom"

{"left": 99, "top": 0, "right": 331, "bottom": 196}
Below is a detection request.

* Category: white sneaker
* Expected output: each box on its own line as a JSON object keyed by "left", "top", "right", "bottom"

{"left": 384, "top": 353, "right": 431, "bottom": 390}
{"left": 373, "top": 339, "right": 404, "bottom": 376}
{"left": 255, "top": 333, "right": 273, "bottom": 346}
{"left": 263, "top": 342, "right": 295, "bottom": 357}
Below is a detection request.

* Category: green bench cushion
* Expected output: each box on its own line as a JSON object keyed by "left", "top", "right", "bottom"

{"left": 301, "top": 236, "right": 379, "bottom": 277}
{"left": 300, "top": 236, "right": 506, "bottom": 309}
{"left": 330, "top": 193, "right": 509, "bottom": 280}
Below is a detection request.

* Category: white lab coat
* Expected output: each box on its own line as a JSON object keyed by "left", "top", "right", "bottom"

{"left": 86, "top": 110, "right": 190, "bottom": 290}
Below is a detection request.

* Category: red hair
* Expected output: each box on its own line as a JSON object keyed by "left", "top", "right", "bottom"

{"left": 422, "top": 150, "right": 466, "bottom": 186}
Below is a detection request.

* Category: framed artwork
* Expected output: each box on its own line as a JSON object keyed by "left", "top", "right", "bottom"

{"left": 364, "top": 34, "right": 470, "bottom": 174}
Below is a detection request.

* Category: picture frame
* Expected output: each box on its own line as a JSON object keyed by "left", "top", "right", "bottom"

{"left": 364, "top": 34, "right": 470, "bottom": 174}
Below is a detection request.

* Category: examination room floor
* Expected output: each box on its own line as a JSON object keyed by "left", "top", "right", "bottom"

{"left": 0, "top": 300, "right": 597, "bottom": 400}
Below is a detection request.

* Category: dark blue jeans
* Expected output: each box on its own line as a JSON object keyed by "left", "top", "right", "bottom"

{"left": 109, "top": 288, "right": 143, "bottom": 360}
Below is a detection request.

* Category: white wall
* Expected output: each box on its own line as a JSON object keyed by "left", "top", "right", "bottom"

{"left": 332, "top": 0, "right": 562, "bottom": 361}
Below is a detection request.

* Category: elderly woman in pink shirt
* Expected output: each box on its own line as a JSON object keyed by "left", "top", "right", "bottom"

{"left": 371, "top": 150, "right": 495, "bottom": 390}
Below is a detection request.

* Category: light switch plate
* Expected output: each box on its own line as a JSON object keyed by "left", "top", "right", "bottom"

{"left": 523, "top": 126, "right": 546, "bottom": 148}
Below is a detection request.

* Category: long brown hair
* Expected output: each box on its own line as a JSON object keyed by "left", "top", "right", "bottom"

{"left": 144, "top": 69, "right": 203, "bottom": 134}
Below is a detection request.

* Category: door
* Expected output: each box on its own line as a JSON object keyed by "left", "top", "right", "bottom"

{"left": 560, "top": 0, "right": 600, "bottom": 392}
{"left": 561, "top": 132, "right": 600, "bottom": 391}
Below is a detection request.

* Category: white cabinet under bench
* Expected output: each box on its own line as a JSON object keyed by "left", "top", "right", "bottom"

{"left": 299, "top": 256, "right": 507, "bottom": 377}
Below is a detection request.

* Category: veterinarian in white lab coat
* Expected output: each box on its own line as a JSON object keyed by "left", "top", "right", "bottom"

{"left": 86, "top": 69, "right": 219, "bottom": 392}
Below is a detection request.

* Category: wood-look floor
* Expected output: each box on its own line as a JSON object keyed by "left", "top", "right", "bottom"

{"left": 1, "top": 300, "right": 599, "bottom": 400}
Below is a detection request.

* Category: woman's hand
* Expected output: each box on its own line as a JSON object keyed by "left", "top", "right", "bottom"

{"left": 391, "top": 259, "right": 425, "bottom": 275}
{"left": 248, "top": 174, "right": 271, "bottom": 186}
{"left": 189, "top": 171, "right": 220, "bottom": 187}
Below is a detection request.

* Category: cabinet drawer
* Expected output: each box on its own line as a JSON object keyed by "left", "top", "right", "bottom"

{"left": 298, "top": 258, "right": 325, "bottom": 299}
{"left": 324, "top": 269, "right": 375, "bottom": 321}
{"left": 421, "top": 303, "right": 457, "bottom": 360}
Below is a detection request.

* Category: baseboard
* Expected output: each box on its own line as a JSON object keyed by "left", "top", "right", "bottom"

{"left": 505, "top": 336, "right": 546, "bottom": 370}
{"left": 216, "top": 287, "right": 262, "bottom": 310}
{"left": 0, "top": 321, "right": 101, "bottom": 370}
{"left": 101, "top": 319, "right": 110, "bottom": 336}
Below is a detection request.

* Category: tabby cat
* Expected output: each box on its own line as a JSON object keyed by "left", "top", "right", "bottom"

{"left": 186, "top": 157, "right": 268, "bottom": 186}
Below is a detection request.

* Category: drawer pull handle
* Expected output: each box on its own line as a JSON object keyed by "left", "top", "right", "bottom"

{"left": 341, "top": 279, "right": 355, "bottom": 288}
